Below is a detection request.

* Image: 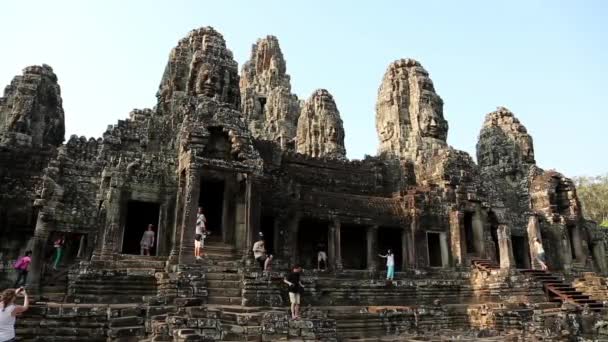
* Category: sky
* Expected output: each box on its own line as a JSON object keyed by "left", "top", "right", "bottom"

{"left": 1, "top": 1, "right": 606, "bottom": 177}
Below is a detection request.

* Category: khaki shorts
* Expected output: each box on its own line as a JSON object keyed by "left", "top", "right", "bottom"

{"left": 289, "top": 292, "right": 300, "bottom": 304}
{"left": 194, "top": 239, "right": 203, "bottom": 249}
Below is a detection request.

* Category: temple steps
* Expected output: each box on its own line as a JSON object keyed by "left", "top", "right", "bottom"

{"left": 521, "top": 269, "right": 605, "bottom": 312}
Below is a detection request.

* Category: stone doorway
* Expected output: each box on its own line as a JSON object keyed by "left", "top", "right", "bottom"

{"left": 261, "top": 215, "right": 275, "bottom": 256}
{"left": 297, "top": 218, "right": 328, "bottom": 270}
{"left": 378, "top": 227, "right": 402, "bottom": 271}
{"left": 427, "top": 232, "right": 447, "bottom": 267}
{"left": 199, "top": 178, "right": 225, "bottom": 237}
{"left": 512, "top": 235, "right": 529, "bottom": 269}
{"left": 341, "top": 224, "right": 367, "bottom": 270}
{"left": 122, "top": 201, "right": 160, "bottom": 255}
{"left": 464, "top": 212, "right": 475, "bottom": 254}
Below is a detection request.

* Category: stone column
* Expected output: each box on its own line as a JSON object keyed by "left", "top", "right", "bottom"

{"left": 526, "top": 215, "right": 542, "bottom": 270}
{"left": 168, "top": 171, "right": 186, "bottom": 265}
{"left": 366, "top": 225, "right": 378, "bottom": 272}
{"left": 289, "top": 212, "right": 300, "bottom": 265}
{"left": 178, "top": 166, "right": 201, "bottom": 265}
{"left": 497, "top": 224, "right": 515, "bottom": 269}
{"left": 28, "top": 210, "right": 52, "bottom": 285}
{"left": 328, "top": 223, "right": 336, "bottom": 271}
{"left": 472, "top": 208, "right": 485, "bottom": 257}
{"left": 334, "top": 219, "right": 343, "bottom": 271}
{"left": 440, "top": 232, "right": 449, "bottom": 267}
{"left": 401, "top": 227, "right": 409, "bottom": 271}
{"left": 76, "top": 234, "right": 86, "bottom": 259}
{"left": 570, "top": 225, "right": 586, "bottom": 262}
{"left": 592, "top": 242, "right": 608, "bottom": 274}
{"left": 449, "top": 210, "right": 465, "bottom": 266}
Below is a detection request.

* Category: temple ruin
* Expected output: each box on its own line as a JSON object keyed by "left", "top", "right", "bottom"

{"left": 2, "top": 26, "right": 608, "bottom": 341}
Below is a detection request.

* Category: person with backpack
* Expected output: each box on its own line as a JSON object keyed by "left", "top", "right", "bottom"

{"left": 13, "top": 251, "right": 32, "bottom": 288}
{"left": 0, "top": 287, "right": 30, "bottom": 342}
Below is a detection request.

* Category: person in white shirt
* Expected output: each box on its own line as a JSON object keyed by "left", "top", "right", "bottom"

{"left": 533, "top": 238, "right": 548, "bottom": 271}
{"left": 379, "top": 249, "right": 395, "bottom": 280}
{"left": 317, "top": 248, "right": 327, "bottom": 271}
{"left": 0, "top": 287, "right": 29, "bottom": 342}
{"left": 252, "top": 232, "right": 266, "bottom": 270}
{"left": 194, "top": 207, "right": 208, "bottom": 260}
{"left": 140, "top": 224, "right": 156, "bottom": 256}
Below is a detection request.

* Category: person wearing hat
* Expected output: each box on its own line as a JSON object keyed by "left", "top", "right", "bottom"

{"left": 252, "top": 232, "right": 267, "bottom": 271}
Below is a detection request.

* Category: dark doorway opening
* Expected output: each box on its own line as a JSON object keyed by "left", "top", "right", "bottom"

{"left": 378, "top": 227, "right": 402, "bottom": 271}
{"left": 512, "top": 235, "right": 528, "bottom": 269}
{"left": 341, "top": 224, "right": 367, "bottom": 270}
{"left": 199, "top": 178, "right": 225, "bottom": 236}
{"left": 258, "top": 97, "right": 267, "bottom": 114}
{"left": 568, "top": 226, "right": 577, "bottom": 260}
{"left": 489, "top": 212, "right": 500, "bottom": 264}
{"left": 261, "top": 215, "right": 275, "bottom": 256}
{"left": 464, "top": 212, "right": 475, "bottom": 253}
{"left": 297, "top": 219, "right": 328, "bottom": 270}
{"left": 122, "top": 201, "right": 160, "bottom": 255}
{"left": 427, "top": 232, "right": 442, "bottom": 267}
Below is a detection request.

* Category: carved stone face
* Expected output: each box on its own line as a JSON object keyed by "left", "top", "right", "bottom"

{"left": 418, "top": 92, "right": 447, "bottom": 140}
{"left": 195, "top": 64, "right": 221, "bottom": 98}
{"left": 379, "top": 121, "right": 395, "bottom": 142}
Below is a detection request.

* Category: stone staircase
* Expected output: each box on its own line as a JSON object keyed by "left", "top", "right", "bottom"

{"left": 67, "top": 255, "right": 166, "bottom": 303}
{"left": 216, "top": 306, "right": 264, "bottom": 341}
{"left": 573, "top": 272, "right": 608, "bottom": 301}
{"left": 471, "top": 258, "right": 500, "bottom": 272}
{"left": 521, "top": 269, "right": 605, "bottom": 312}
{"left": 35, "top": 267, "right": 69, "bottom": 302}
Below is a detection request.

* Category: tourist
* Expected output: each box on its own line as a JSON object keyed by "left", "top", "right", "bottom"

{"left": 0, "top": 287, "right": 29, "bottom": 341}
{"left": 283, "top": 264, "right": 304, "bottom": 320}
{"left": 378, "top": 249, "right": 395, "bottom": 281}
{"left": 264, "top": 254, "right": 273, "bottom": 272}
{"left": 12, "top": 251, "right": 31, "bottom": 288}
{"left": 533, "top": 238, "right": 548, "bottom": 271}
{"left": 195, "top": 207, "right": 207, "bottom": 260}
{"left": 317, "top": 245, "right": 327, "bottom": 271}
{"left": 140, "top": 224, "right": 155, "bottom": 256}
{"left": 52, "top": 234, "right": 65, "bottom": 270}
{"left": 252, "top": 233, "right": 266, "bottom": 270}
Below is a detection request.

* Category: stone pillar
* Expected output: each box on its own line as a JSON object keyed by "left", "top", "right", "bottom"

{"left": 168, "top": 170, "right": 186, "bottom": 265}
{"left": 289, "top": 212, "right": 300, "bottom": 266}
{"left": 497, "top": 225, "right": 515, "bottom": 269}
{"left": 560, "top": 228, "right": 573, "bottom": 271}
{"left": 178, "top": 166, "right": 201, "bottom": 265}
{"left": 527, "top": 215, "right": 542, "bottom": 270}
{"left": 401, "top": 227, "right": 409, "bottom": 271}
{"left": 449, "top": 210, "right": 465, "bottom": 266}
{"left": 328, "top": 223, "right": 336, "bottom": 271}
{"left": 440, "top": 232, "right": 449, "bottom": 267}
{"left": 76, "top": 234, "right": 86, "bottom": 259}
{"left": 592, "top": 242, "right": 608, "bottom": 274}
{"left": 334, "top": 219, "right": 343, "bottom": 271}
{"left": 244, "top": 176, "right": 262, "bottom": 262}
{"left": 366, "top": 225, "right": 378, "bottom": 272}
{"left": 28, "top": 210, "right": 52, "bottom": 285}
{"left": 570, "top": 225, "right": 586, "bottom": 262}
{"left": 408, "top": 214, "right": 419, "bottom": 268}
{"left": 472, "top": 208, "right": 485, "bottom": 257}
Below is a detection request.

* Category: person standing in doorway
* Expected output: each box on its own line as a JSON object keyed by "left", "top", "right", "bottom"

{"left": 140, "top": 224, "right": 156, "bottom": 256}
{"left": 0, "top": 287, "right": 29, "bottom": 342}
{"left": 195, "top": 207, "right": 208, "bottom": 260}
{"left": 378, "top": 249, "right": 395, "bottom": 281}
{"left": 52, "top": 235, "right": 65, "bottom": 270}
{"left": 317, "top": 245, "right": 327, "bottom": 271}
{"left": 533, "top": 238, "right": 548, "bottom": 271}
{"left": 252, "top": 233, "right": 266, "bottom": 270}
{"left": 264, "top": 254, "right": 274, "bottom": 272}
{"left": 12, "top": 251, "right": 32, "bottom": 288}
{"left": 283, "top": 265, "right": 304, "bottom": 320}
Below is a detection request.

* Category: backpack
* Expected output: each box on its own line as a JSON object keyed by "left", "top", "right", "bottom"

{"left": 13, "top": 257, "right": 24, "bottom": 270}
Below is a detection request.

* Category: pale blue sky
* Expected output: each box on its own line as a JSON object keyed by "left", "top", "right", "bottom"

{"left": 1, "top": 1, "right": 606, "bottom": 176}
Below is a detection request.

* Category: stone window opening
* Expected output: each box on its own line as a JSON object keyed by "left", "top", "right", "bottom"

{"left": 427, "top": 232, "right": 443, "bottom": 267}
{"left": 340, "top": 224, "right": 367, "bottom": 270}
{"left": 202, "top": 127, "right": 232, "bottom": 160}
{"left": 199, "top": 178, "right": 225, "bottom": 239}
{"left": 121, "top": 200, "right": 160, "bottom": 255}
{"left": 258, "top": 96, "right": 267, "bottom": 114}
{"left": 297, "top": 218, "right": 329, "bottom": 270}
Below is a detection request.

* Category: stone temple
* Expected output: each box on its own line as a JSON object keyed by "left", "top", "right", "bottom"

{"left": 1, "top": 26, "right": 608, "bottom": 341}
